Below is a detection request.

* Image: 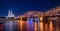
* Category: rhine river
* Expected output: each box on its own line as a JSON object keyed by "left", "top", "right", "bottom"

{"left": 0, "top": 20, "right": 60, "bottom": 31}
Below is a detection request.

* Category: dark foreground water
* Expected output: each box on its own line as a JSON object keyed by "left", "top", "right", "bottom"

{"left": 0, "top": 20, "right": 60, "bottom": 31}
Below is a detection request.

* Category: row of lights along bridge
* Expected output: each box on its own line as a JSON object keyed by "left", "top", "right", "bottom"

{"left": 0, "top": 6, "right": 60, "bottom": 22}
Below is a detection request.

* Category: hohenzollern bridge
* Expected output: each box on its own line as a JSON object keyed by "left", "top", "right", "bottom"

{"left": 0, "top": 6, "right": 60, "bottom": 23}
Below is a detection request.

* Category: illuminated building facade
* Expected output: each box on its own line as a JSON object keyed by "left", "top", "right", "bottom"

{"left": 0, "top": 6, "right": 60, "bottom": 21}
{"left": 8, "top": 9, "right": 15, "bottom": 17}
{"left": 0, "top": 6, "right": 60, "bottom": 31}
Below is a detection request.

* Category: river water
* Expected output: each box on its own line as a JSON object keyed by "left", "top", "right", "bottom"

{"left": 0, "top": 20, "right": 60, "bottom": 31}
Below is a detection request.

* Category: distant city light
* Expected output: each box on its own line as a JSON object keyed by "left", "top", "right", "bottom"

{"left": 40, "top": 17, "right": 43, "bottom": 21}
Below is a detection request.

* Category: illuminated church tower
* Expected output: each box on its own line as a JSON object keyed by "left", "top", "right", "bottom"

{"left": 8, "top": 9, "right": 15, "bottom": 17}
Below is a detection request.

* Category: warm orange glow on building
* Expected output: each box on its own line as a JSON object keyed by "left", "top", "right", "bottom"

{"left": 40, "top": 17, "right": 43, "bottom": 21}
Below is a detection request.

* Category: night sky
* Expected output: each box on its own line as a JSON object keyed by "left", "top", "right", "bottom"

{"left": 0, "top": 0, "right": 60, "bottom": 16}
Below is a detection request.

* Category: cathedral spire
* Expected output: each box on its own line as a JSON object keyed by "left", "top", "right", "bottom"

{"left": 8, "top": 9, "right": 15, "bottom": 17}
{"left": 11, "top": 9, "right": 13, "bottom": 14}
{"left": 8, "top": 9, "right": 10, "bottom": 14}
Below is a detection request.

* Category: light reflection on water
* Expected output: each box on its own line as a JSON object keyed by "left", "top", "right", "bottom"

{"left": 0, "top": 20, "right": 60, "bottom": 31}
{"left": 45, "top": 23, "right": 48, "bottom": 31}
{"left": 17, "top": 21, "right": 53, "bottom": 31}
{"left": 49, "top": 21, "right": 53, "bottom": 31}
{"left": 3, "top": 21, "right": 15, "bottom": 31}
{"left": 40, "top": 22, "right": 43, "bottom": 31}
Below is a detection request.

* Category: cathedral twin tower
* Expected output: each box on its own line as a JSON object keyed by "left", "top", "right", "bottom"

{"left": 8, "top": 9, "right": 15, "bottom": 17}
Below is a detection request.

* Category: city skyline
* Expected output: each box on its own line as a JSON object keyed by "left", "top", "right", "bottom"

{"left": 0, "top": 0, "right": 60, "bottom": 31}
{"left": 6, "top": 6, "right": 60, "bottom": 17}
{"left": 0, "top": 6, "right": 60, "bottom": 17}
{"left": 0, "top": 0, "right": 60, "bottom": 16}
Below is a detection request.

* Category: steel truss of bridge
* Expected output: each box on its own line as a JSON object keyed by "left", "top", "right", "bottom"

{"left": 0, "top": 6, "right": 60, "bottom": 23}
